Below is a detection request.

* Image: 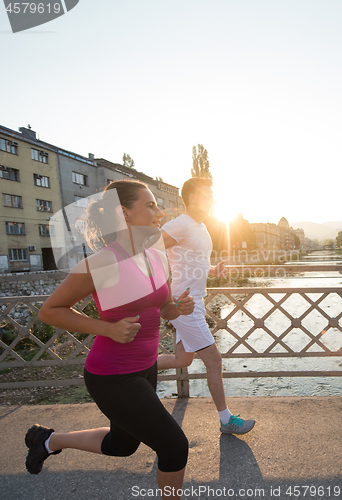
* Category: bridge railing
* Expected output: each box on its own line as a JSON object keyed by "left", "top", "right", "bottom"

{"left": 1, "top": 264, "right": 342, "bottom": 396}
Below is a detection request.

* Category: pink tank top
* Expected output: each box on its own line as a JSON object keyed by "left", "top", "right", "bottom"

{"left": 84, "top": 242, "right": 169, "bottom": 375}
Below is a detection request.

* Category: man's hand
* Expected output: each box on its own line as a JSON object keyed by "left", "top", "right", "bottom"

{"left": 174, "top": 289, "right": 194, "bottom": 315}
{"left": 212, "top": 260, "right": 229, "bottom": 278}
{"left": 107, "top": 316, "right": 141, "bottom": 343}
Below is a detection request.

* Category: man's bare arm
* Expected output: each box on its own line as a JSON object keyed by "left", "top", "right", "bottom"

{"left": 161, "top": 230, "right": 178, "bottom": 249}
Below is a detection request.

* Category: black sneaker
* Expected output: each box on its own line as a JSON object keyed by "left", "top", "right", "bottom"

{"left": 25, "top": 424, "right": 62, "bottom": 474}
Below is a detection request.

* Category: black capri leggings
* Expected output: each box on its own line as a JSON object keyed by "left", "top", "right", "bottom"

{"left": 84, "top": 362, "right": 188, "bottom": 473}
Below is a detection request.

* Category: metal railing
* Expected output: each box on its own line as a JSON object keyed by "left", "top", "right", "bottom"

{"left": 1, "top": 265, "right": 342, "bottom": 396}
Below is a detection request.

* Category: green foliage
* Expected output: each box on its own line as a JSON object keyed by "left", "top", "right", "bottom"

{"left": 0, "top": 368, "right": 11, "bottom": 374}
{"left": 191, "top": 144, "right": 212, "bottom": 179}
{"left": 71, "top": 300, "right": 99, "bottom": 342}
{"left": 0, "top": 318, "right": 55, "bottom": 361}
{"left": 0, "top": 300, "right": 99, "bottom": 362}
{"left": 82, "top": 300, "right": 99, "bottom": 320}
{"left": 122, "top": 153, "right": 135, "bottom": 168}
{"left": 32, "top": 321, "right": 55, "bottom": 344}
{"left": 336, "top": 231, "right": 342, "bottom": 247}
{"left": 207, "top": 276, "right": 228, "bottom": 287}
{"left": 0, "top": 323, "right": 17, "bottom": 347}
{"left": 236, "top": 278, "right": 249, "bottom": 285}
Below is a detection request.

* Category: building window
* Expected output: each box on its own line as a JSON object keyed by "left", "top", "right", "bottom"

{"left": 169, "top": 200, "right": 175, "bottom": 208}
{"left": 36, "top": 199, "right": 52, "bottom": 212}
{"left": 39, "top": 224, "right": 50, "bottom": 236}
{"left": 3, "top": 193, "right": 22, "bottom": 208}
{"left": 74, "top": 195, "right": 88, "bottom": 207}
{"left": 156, "top": 197, "right": 165, "bottom": 208}
{"left": 72, "top": 171, "right": 87, "bottom": 185}
{"left": 9, "top": 248, "right": 28, "bottom": 261}
{"left": 31, "top": 148, "right": 49, "bottom": 163}
{"left": 0, "top": 138, "right": 18, "bottom": 154}
{"left": 6, "top": 222, "right": 25, "bottom": 235}
{"left": 0, "top": 166, "right": 20, "bottom": 181}
{"left": 34, "top": 174, "right": 50, "bottom": 188}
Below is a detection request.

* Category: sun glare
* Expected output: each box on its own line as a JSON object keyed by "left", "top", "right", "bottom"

{"left": 211, "top": 200, "right": 233, "bottom": 225}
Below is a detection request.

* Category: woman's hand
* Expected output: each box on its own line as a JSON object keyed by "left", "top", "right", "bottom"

{"left": 107, "top": 316, "right": 141, "bottom": 343}
{"left": 174, "top": 289, "right": 194, "bottom": 316}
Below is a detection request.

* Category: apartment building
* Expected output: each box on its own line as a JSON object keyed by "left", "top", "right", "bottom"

{"left": 278, "top": 217, "right": 296, "bottom": 250}
{"left": 96, "top": 158, "right": 185, "bottom": 220}
{"left": 0, "top": 124, "right": 184, "bottom": 272}
{"left": 251, "top": 217, "right": 303, "bottom": 251}
{"left": 51, "top": 156, "right": 184, "bottom": 270}
{"left": 0, "top": 126, "right": 62, "bottom": 272}
{"left": 250, "top": 222, "right": 280, "bottom": 251}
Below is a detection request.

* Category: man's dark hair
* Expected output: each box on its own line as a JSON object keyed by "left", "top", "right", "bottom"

{"left": 181, "top": 177, "right": 213, "bottom": 208}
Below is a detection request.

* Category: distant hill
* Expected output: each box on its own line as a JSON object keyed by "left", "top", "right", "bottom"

{"left": 290, "top": 221, "right": 342, "bottom": 242}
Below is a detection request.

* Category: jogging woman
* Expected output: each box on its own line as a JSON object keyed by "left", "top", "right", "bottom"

{"left": 25, "top": 180, "right": 194, "bottom": 500}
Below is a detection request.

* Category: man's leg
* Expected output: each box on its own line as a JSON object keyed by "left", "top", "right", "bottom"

{"left": 197, "top": 343, "right": 255, "bottom": 435}
{"left": 158, "top": 340, "right": 194, "bottom": 370}
{"left": 196, "top": 343, "right": 226, "bottom": 411}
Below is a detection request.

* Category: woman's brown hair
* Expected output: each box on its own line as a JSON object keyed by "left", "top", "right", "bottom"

{"left": 81, "top": 179, "right": 148, "bottom": 251}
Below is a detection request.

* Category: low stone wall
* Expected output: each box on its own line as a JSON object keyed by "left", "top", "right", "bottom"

{"left": 0, "top": 270, "right": 67, "bottom": 297}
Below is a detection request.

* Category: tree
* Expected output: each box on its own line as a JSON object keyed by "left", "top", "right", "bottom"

{"left": 191, "top": 144, "right": 212, "bottom": 178}
{"left": 294, "top": 234, "right": 300, "bottom": 249}
{"left": 122, "top": 153, "right": 135, "bottom": 168}
{"left": 323, "top": 239, "right": 334, "bottom": 248}
{"left": 336, "top": 231, "right": 342, "bottom": 248}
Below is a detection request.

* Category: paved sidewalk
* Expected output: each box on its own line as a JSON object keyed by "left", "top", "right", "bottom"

{"left": 1, "top": 396, "right": 341, "bottom": 500}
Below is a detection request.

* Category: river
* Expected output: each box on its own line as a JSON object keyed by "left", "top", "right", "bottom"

{"left": 157, "top": 252, "right": 342, "bottom": 399}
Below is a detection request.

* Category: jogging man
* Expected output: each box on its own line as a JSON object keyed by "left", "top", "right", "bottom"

{"left": 158, "top": 177, "right": 255, "bottom": 435}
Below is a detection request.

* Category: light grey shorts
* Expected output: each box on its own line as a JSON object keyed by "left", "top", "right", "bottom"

{"left": 170, "top": 299, "right": 214, "bottom": 353}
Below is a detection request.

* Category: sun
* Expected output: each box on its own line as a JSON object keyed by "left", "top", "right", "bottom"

{"left": 211, "top": 199, "right": 234, "bottom": 225}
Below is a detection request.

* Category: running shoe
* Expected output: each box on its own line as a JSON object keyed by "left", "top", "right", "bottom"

{"left": 25, "top": 424, "right": 62, "bottom": 474}
{"left": 220, "top": 414, "right": 255, "bottom": 435}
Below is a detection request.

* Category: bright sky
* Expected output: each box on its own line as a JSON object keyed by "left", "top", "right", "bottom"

{"left": 1, "top": 0, "right": 341, "bottom": 225}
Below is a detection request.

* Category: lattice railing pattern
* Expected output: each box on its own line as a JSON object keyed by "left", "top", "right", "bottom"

{"left": 1, "top": 287, "right": 342, "bottom": 392}
{"left": 0, "top": 295, "right": 97, "bottom": 369}
{"left": 204, "top": 287, "right": 342, "bottom": 359}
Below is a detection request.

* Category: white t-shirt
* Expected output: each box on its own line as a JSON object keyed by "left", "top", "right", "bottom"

{"left": 162, "top": 214, "right": 212, "bottom": 299}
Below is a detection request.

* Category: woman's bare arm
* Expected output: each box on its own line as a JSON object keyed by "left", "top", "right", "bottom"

{"left": 38, "top": 262, "right": 140, "bottom": 344}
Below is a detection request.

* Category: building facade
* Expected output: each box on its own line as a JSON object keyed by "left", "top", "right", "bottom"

{"left": 96, "top": 158, "right": 184, "bottom": 220}
{"left": 0, "top": 126, "right": 62, "bottom": 273}
{"left": 278, "top": 217, "right": 296, "bottom": 250}
{"left": 251, "top": 217, "right": 305, "bottom": 251}
{"left": 0, "top": 124, "right": 184, "bottom": 272}
{"left": 250, "top": 222, "right": 280, "bottom": 251}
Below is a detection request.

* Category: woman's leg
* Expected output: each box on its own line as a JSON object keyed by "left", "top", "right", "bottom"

{"left": 27, "top": 364, "right": 188, "bottom": 496}
{"left": 49, "top": 427, "right": 109, "bottom": 454}
{"left": 86, "top": 364, "right": 189, "bottom": 499}
{"left": 157, "top": 467, "right": 186, "bottom": 500}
